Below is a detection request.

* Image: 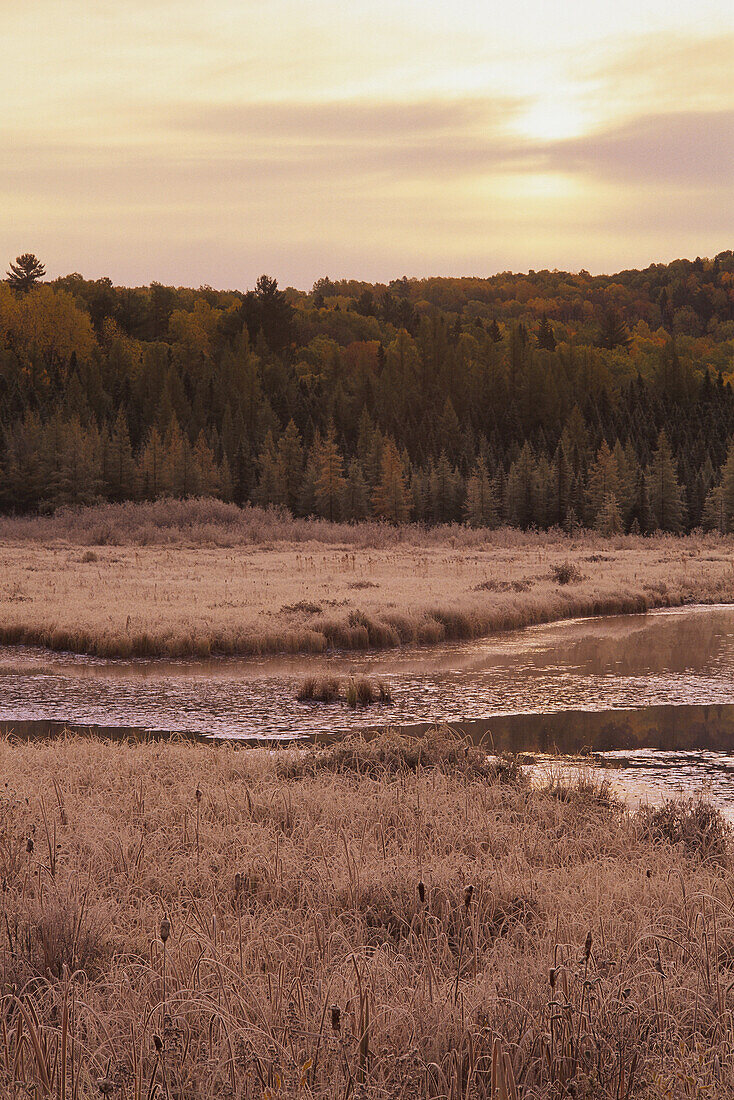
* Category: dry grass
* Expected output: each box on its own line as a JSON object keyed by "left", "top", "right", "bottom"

{"left": 0, "top": 728, "right": 733, "bottom": 1098}
{"left": 1, "top": 501, "right": 733, "bottom": 659}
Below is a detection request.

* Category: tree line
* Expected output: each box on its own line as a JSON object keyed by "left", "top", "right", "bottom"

{"left": 1, "top": 252, "right": 734, "bottom": 532}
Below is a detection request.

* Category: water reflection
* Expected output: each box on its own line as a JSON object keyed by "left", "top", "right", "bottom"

{"left": 3, "top": 604, "right": 734, "bottom": 811}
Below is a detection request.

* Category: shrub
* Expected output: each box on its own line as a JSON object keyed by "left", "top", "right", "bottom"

{"left": 636, "top": 798, "right": 730, "bottom": 865}
{"left": 550, "top": 561, "right": 584, "bottom": 585}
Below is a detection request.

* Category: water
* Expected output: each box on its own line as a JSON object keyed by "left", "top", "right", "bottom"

{"left": 3, "top": 604, "right": 734, "bottom": 813}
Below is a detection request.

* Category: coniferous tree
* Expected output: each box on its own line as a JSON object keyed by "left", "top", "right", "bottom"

{"left": 505, "top": 443, "right": 535, "bottom": 528}
{"left": 596, "top": 492, "right": 623, "bottom": 535}
{"left": 277, "top": 420, "right": 304, "bottom": 513}
{"left": 464, "top": 459, "right": 497, "bottom": 528}
{"left": 373, "top": 439, "right": 410, "bottom": 523}
{"left": 342, "top": 458, "right": 370, "bottom": 521}
{"left": 104, "top": 410, "right": 136, "bottom": 501}
{"left": 536, "top": 313, "right": 556, "bottom": 352}
{"left": 313, "top": 428, "right": 345, "bottom": 521}
{"left": 647, "top": 430, "right": 685, "bottom": 532}
{"left": 7, "top": 253, "right": 45, "bottom": 293}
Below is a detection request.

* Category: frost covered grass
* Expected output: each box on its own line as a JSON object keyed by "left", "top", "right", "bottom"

{"left": 0, "top": 501, "right": 733, "bottom": 659}
{"left": 0, "top": 727, "right": 733, "bottom": 1097}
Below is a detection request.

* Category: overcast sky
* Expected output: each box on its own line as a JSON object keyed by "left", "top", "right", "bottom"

{"left": 4, "top": 0, "right": 733, "bottom": 289}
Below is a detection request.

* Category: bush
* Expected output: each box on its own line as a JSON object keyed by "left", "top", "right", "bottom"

{"left": 550, "top": 561, "right": 584, "bottom": 585}
{"left": 636, "top": 798, "right": 730, "bottom": 865}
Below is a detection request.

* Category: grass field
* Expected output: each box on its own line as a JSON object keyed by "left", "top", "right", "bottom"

{"left": 0, "top": 727, "right": 732, "bottom": 1098}
{"left": 0, "top": 500, "right": 733, "bottom": 658}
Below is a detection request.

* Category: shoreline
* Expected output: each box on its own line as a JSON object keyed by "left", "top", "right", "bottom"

{"left": 0, "top": 587, "right": 729, "bottom": 660}
{"left": 2, "top": 505, "right": 733, "bottom": 660}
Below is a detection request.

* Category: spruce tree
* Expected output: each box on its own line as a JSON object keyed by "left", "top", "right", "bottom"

{"left": 372, "top": 439, "right": 410, "bottom": 523}
{"left": 464, "top": 459, "right": 497, "bottom": 528}
{"left": 647, "top": 430, "right": 685, "bottom": 532}
{"left": 313, "top": 428, "right": 345, "bottom": 521}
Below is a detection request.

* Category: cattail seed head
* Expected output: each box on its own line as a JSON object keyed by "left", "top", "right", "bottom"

{"left": 330, "top": 1004, "right": 341, "bottom": 1033}
{"left": 234, "top": 872, "right": 242, "bottom": 896}
{"left": 153, "top": 1034, "right": 163, "bottom": 1052}
{"left": 549, "top": 967, "right": 556, "bottom": 989}
{"left": 584, "top": 931, "right": 592, "bottom": 960}
{"left": 463, "top": 884, "right": 474, "bottom": 910}
{"left": 418, "top": 880, "right": 425, "bottom": 904}
{"left": 160, "top": 918, "right": 170, "bottom": 944}
{"left": 26, "top": 837, "right": 33, "bottom": 854}
{"left": 195, "top": 787, "right": 202, "bottom": 804}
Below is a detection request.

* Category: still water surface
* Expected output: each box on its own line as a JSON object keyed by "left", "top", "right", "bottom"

{"left": 2, "top": 604, "right": 734, "bottom": 813}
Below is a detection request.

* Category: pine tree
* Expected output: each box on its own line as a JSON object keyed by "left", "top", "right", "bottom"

{"left": 255, "top": 431, "right": 284, "bottom": 507}
{"left": 104, "top": 410, "right": 136, "bottom": 501}
{"left": 464, "top": 459, "right": 497, "bottom": 528}
{"left": 372, "top": 439, "right": 410, "bottom": 523}
{"left": 536, "top": 313, "right": 556, "bottom": 351}
{"left": 505, "top": 443, "right": 535, "bottom": 528}
{"left": 586, "top": 441, "right": 620, "bottom": 524}
{"left": 596, "top": 492, "right": 623, "bottom": 535}
{"left": 313, "top": 428, "right": 345, "bottom": 521}
{"left": 532, "top": 453, "right": 553, "bottom": 528}
{"left": 194, "top": 431, "right": 221, "bottom": 497}
{"left": 429, "top": 452, "right": 460, "bottom": 523}
{"left": 138, "top": 426, "right": 164, "bottom": 499}
{"left": 647, "top": 430, "right": 686, "bottom": 532}
{"left": 342, "top": 458, "right": 369, "bottom": 521}
{"left": 277, "top": 419, "right": 304, "bottom": 513}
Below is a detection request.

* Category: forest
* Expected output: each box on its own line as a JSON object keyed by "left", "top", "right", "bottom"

{"left": 2, "top": 250, "right": 734, "bottom": 533}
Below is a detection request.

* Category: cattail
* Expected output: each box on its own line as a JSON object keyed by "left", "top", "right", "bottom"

{"left": 584, "top": 931, "right": 592, "bottom": 961}
{"left": 160, "top": 917, "right": 170, "bottom": 944}
{"left": 330, "top": 1004, "right": 341, "bottom": 1033}
{"left": 153, "top": 1034, "right": 163, "bottom": 1052}
{"left": 646, "top": 869, "right": 652, "bottom": 878}
{"left": 234, "top": 872, "right": 242, "bottom": 897}
{"left": 26, "top": 837, "right": 33, "bottom": 854}
{"left": 195, "top": 787, "right": 202, "bottom": 804}
{"left": 549, "top": 967, "right": 556, "bottom": 990}
{"left": 463, "top": 883, "right": 474, "bottom": 911}
{"left": 418, "top": 880, "right": 425, "bottom": 904}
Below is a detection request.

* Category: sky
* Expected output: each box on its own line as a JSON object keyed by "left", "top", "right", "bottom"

{"left": 3, "top": 0, "right": 733, "bottom": 289}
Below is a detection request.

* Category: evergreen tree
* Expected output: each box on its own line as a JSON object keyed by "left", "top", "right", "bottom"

{"left": 464, "top": 459, "right": 497, "bottom": 528}
{"left": 647, "top": 430, "right": 686, "bottom": 532}
{"left": 536, "top": 313, "right": 556, "bottom": 351}
{"left": 372, "top": 439, "right": 410, "bottom": 523}
{"left": 277, "top": 420, "right": 304, "bottom": 512}
{"left": 104, "top": 410, "right": 136, "bottom": 501}
{"left": 505, "top": 443, "right": 535, "bottom": 528}
{"left": 596, "top": 492, "right": 623, "bottom": 535}
{"left": 138, "top": 426, "right": 164, "bottom": 499}
{"left": 586, "top": 441, "right": 620, "bottom": 524}
{"left": 7, "top": 253, "right": 45, "bottom": 293}
{"left": 313, "top": 428, "right": 345, "bottom": 521}
{"left": 255, "top": 431, "right": 284, "bottom": 507}
{"left": 342, "top": 458, "right": 369, "bottom": 521}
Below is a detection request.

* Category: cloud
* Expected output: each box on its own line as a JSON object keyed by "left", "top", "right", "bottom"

{"left": 542, "top": 110, "right": 734, "bottom": 185}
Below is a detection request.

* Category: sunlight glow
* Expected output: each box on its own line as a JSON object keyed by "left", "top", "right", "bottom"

{"left": 1, "top": 1, "right": 733, "bottom": 285}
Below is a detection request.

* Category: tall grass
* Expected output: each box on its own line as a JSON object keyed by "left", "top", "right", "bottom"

{"left": 1, "top": 500, "right": 734, "bottom": 659}
{"left": 0, "top": 729, "right": 732, "bottom": 1097}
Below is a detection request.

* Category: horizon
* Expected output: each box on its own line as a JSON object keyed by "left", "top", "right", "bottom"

{"left": 4, "top": 1, "right": 733, "bottom": 289}
{"left": 17, "top": 245, "right": 734, "bottom": 296}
